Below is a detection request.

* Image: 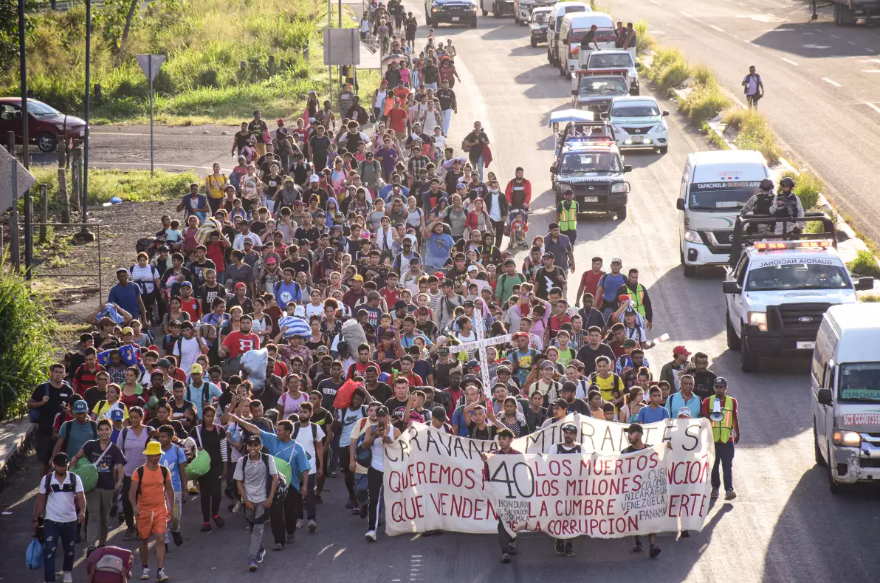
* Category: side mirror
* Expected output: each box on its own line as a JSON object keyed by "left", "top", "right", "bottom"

{"left": 722, "top": 281, "right": 742, "bottom": 294}
{"left": 635, "top": 62, "right": 642, "bottom": 70}
{"left": 623, "top": 165, "right": 632, "bottom": 173}
{"left": 662, "top": 111, "right": 670, "bottom": 117}
{"left": 562, "top": 38, "right": 569, "bottom": 45}
{"left": 676, "top": 199, "right": 685, "bottom": 211}
{"left": 817, "top": 388, "right": 833, "bottom": 406}
{"left": 550, "top": 165, "right": 557, "bottom": 174}
{"left": 855, "top": 277, "right": 874, "bottom": 291}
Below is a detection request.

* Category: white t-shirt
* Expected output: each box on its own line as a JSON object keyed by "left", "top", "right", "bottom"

{"left": 174, "top": 336, "right": 202, "bottom": 376}
{"left": 39, "top": 472, "right": 84, "bottom": 523}
{"left": 305, "top": 303, "right": 324, "bottom": 319}
{"left": 293, "top": 423, "right": 326, "bottom": 474}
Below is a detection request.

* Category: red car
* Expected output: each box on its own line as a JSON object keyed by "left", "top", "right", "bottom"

{"left": 0, "top": 97, "right": 87, "bottom": 153}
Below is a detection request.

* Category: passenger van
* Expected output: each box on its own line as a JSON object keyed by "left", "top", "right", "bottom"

{"left": 546, "top": 2, "right": 590, "bottom": 67}
{"left": 811, "top": 303, "right": 880, "bottom": 491}
{"left": 675, "top": 150, "right": 771, "bottom": 277}
{"left": 555, "top": 12, "right": 616, "bottom": 78}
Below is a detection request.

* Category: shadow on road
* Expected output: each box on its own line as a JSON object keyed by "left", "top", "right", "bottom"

{"left": 751, "top": 23, "right": 878, "bottom": 58}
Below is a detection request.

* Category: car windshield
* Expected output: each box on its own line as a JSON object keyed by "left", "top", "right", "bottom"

{"left": 687, "top": 182, "right": 761, "bottom": 211}
{"left": 838, "top": 363, "right": 880, "bottom": 403}
{"left": 744, "top": 261, "right": 852, "bottom": 292}
{"left": 579, "top": 77, "right": 628, "bottom": 96}
{"left": 532, "top": 12, "right": 549, "bottom": 23}
{"left": 589, "top": 54, "right": 633, "bottom": 68}
{"left": 611, "top": 103, "right": 659, "bottom": 117}
{"left": 559, "top": 152, "right": 621, "bottom": 173}
{"left": 27, "top": 101, "right": 61, "bottom": 117}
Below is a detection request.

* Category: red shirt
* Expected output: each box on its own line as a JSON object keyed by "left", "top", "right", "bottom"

{"left": 548, "top": 314, "right": 571, "bottom": 339}
{"left": 222, "top": 331, "right": 260, "bottom": 359}
{"left": 395, "top": 372, "right": 423, "bottom": 388}
{"left": 205, "top": 241, "right": 226, "bottom": 272}
{"left": 180, "top": 296, "right": 202, "bottom": 322}
{"left": 73, "top": 363, "right": 104, "bottom": 396}
{"left": 168, "top": 368, "right": 187, "bottom": 383}
{"left": 580, "top": 270, "right": 605, "bottom": 299}
{"left": 347, "top": 360, "right": 379, "bottom": 381}
{"left": 380, "top": 287, "right": 400, "bottom": 309}
{"left": 388, "top": 108, "right": 408, "bottom": 133}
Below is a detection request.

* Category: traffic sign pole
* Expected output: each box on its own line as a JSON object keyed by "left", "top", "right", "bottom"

{"left": 149, "top": 55, "right": 154, "bottom": 176}
{"left": 136, "top": 55, "right": 166, "bottom": 177}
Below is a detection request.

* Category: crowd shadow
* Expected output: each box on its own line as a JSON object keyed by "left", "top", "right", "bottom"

{"left": 751, "top": 22, "right": 879, "bottom": 58}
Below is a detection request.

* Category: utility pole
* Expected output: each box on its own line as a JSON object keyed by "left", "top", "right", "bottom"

{"left": 18, "top": 0, "right": 33, "bottom": 278}
{"left": 327, "top": 0, "right": 333, "bottom": 108}
{"left": 77, "top": 0, "right": 95, "bottom": 242}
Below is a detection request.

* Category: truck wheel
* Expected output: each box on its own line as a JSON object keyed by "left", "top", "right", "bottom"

{"left": 828, "top": 461, "right": 841, "bottom": 493}
{"left": 471, "top": 18, "right": 477, "bottom": 28}
{"left": 726, "top": 310, "right": 741, "bottom": 350}
{"left": 814, "top": 422, "right": 827, "bottom": 467}
{"left": 425, "top": 14, "right": 432, "bottom": 26}
{"left": 739, "top": 331, "right": 759, "bottom": 372}
{"left": 835, "top": 3, "right": 857, "bottom": 25}
{"left": 658, "top": 146, "right": 668, "bottom": 154}
{"left": 616, "top": 206, "right": 627, "bottom": 220}
{"left": 531, "top": 37, "right": 537, "bottom": 47}
{"left": 493, "top": 2, "right": 499, "bottom": 16}
{"left": 482, "top": 8, "right": 488, "bottom": 16}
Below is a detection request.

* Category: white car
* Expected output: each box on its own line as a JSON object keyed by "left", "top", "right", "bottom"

{"left": 609, "top": 96, "right": 669, "bottom": 153}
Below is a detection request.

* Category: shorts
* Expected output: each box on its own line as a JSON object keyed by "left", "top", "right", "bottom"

{"left": 137, "top": 509, "right": 168, "bottom": 539}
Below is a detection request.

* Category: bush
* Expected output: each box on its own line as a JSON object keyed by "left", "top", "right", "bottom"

{"left": 847, "top": 250, "right": 880, "bottom": 279}
{"left": 647, "top": 47, "right": 689, "bottom": 93}
{"left": 690, "top": 63, "right": 716, "bottom": 89}
{"left": 30, "top": 168, "right": 200, "bottom": 208}
{"left": 634, "top": 21, "right": 654, "bottom": 55}
{"left": 723, "top": 109, "right": 780, "bottom": 165}
{"left": 682, "top": 85, "right": 731, "bottom": 124}
{"left": 0, "top": 264, "right": 56, "bottom": 420}
{"left": 860, "top": 294, "right": 880, "bottom": 303}
{"left": 780, "top": 170, "right": 824, "bottom": 211}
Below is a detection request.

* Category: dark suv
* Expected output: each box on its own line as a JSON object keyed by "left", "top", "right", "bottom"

{"left": 425, "top": 0, "right": 478, "bottom": 27}
{"left": 0, "top": 98, "right": 86, "bottom": 153}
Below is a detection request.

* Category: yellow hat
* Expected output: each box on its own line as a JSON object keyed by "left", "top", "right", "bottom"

{"left": 121, "top": 327, "right": 134, "bottom": 335}
{"left": 143, "top": 441, "right": 162, "bottom": 456}
{"left": 190, "top": 363, "right": 203, "bottom": 374}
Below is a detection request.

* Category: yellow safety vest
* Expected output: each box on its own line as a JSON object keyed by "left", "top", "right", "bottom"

{"left": 626, "top": 283, "right": 646, "bottom": 318}
{"left": 709, "top": 395, "right": 734, "bottom": 443}
{"left": 559, "top": 201, "right": 578, "bottom": 231}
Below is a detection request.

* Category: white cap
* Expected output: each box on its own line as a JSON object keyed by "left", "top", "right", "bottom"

{"left": 310, "top": 175, "right": 320, "bottom": 183}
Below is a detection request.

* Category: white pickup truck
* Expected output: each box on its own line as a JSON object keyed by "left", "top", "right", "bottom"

{"left": 573, "top": 48, "right": 639, "bottom": 96}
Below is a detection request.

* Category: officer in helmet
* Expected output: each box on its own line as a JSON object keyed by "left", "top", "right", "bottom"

{"left": 740, "top": 178, "right": 776, "bottom": 234}
{"left": 770, "top": 176, "right": 804, "bottom": 234}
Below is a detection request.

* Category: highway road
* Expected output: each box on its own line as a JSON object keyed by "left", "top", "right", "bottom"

{"left": 4, "top": 4, "right": 880, "bottom": 583}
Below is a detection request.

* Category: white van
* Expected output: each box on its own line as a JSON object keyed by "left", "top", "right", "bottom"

{"left": 675, "top": 150, "right": 771, "bottom": 277}
{"left": 556, "top": 12, "right": 616, "bottom": 79}
{"left": 811, "top": 303, "right": 880, "bottom": 491}
{"left": 546, "top": 2, "right": 590, "bottom": 67}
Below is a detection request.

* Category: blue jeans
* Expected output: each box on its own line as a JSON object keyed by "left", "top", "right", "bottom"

{"left": 711, "top": 440, "right": 735, "bottom": 491}
{"left": 43, "top": 519, "right": 76, "bottom": 582}
{"left": 425, "top": 82, "right": 438, "bottom": 91}
{"left": 442, "top": 109, "right": 453, "bottom": 135}
{"left": 475, "top": 155, "right": 484, "bottom": 180}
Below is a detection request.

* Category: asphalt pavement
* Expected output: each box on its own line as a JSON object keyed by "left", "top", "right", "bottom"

{"left": 5, "top": 5, "right": 880, "bottom": 583}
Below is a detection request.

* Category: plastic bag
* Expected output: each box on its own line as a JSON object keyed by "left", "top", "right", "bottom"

{"left": 186, "top": 449, "right": 212, "bottom": 480}
{"left": 274, "top": 456, "right": 293, "bottom": 487}
{"left": 71, "top": 457, "right": 98, "bottom": 492}
{"left": 240, "top": 348, "right": 269, "bottom": 389}
{"left": 332, "top": 379, "right": 362, "bottom": 410}
{"left": 26, "top": 538, "right": 43, "bottom": 570}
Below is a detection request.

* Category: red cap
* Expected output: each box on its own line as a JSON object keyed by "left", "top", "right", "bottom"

{"left": 672, "top": 345, "right": 691, "bottom": 356}
{"left": 618, "top": 294, "right": 631, "bottom": 302}
{"left": 235, "top": 282, "right": 247, "bottom": 290}
{"left": 266, "top": 257, "right": 278, "bottom": 264}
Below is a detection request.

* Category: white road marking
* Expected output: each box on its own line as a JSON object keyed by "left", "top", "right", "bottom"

{"left": 830, "top": 34, "right": 840, "bottom": 38}
{"left": 781, "top": 57, "right": 799, "bottom": 66}
{"left": 735, "top": 14, "right": 785, "bottom": 23}
{"left": 679, "top": 11, "right": 693, "bottom": 17}
{"left": 848, "top": 41, "right": 858, "bottom": 46}
{"left": 709, "top": 24, "right": 725, "bottom": 32}
{"left": 765, "top": 28, "right": 795, "bottom": 31}
{"left": 863, "top": 70, "right": 880, "bottom": 73}
{"left": 822, "top": 77, "right": 842, "bottom": 87}
{"left": 801, "top": 44, "right": 830, "bottom": 49}
{"left": 860, "top": 59, "right": 880, "bottom": 64}
{"left": 866, "top": 103, "right": 880, "bottom": 115}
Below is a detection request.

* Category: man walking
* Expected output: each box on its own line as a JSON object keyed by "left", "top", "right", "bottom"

{"left": 551, "top": 423, "right": 581, "bottom": 557}
{"left": 742, "top": 66, "right": 764, "bottom": 109}
{"left": 556, "top": 189, "right": 579, "bottom": 244}
{"left": 481, "top": 428, "right": 521, "bottom": 564}
{"left": 234, "top": 435, "right": 279, "bottom": 572}
{"left": 33, "top": 452, "right": 86, "bottom": 583}
{"left": 622, "top": 424, "right": 662, "bottom": 558}
{"left": 130, "top": 441, "right": 174, "bottom": 581}
{"left": 701, "top": 377, "right": 739, "bottom": 500}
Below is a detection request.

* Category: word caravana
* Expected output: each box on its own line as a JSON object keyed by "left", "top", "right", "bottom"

{"left": 385, "top": 425, "right": 498, "bottom": 464}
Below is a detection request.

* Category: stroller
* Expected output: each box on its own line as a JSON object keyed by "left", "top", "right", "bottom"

{"left": 506, "top": 209, "right": 529, "bottom": 250}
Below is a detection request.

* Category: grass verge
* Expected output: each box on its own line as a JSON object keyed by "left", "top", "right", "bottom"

{"left": 779, "top": 169, "right": 824, "bottom": 211}
{"left": 722, "top": 109, "right": 780, "bottom": 165}
{"left": 847, "top": 250, "right": 880, "bottom": 279}
{"left": 31, "top": 168, "right": 199, "bottom": 208}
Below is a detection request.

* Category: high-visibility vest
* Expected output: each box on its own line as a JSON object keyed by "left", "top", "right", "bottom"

{"left": 627, "top": 283, "right": 647, "bottom": 318}
{"left": 559, "top": 201, "right": 578, "bottom": 231}
{"left": 709, "top": 395, "right": 734, "bottom": 443}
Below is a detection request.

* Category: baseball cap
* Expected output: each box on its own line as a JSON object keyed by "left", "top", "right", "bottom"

{"left": 110, "top": 409, "right": 125, "bottom": 421}
{"left": 235, "top": 282, "right": 247, "bottom": 291}
{"left": 553, "top": 398, "right": 568, "bottom": 410}
{"left": 677, "top": 407, "right": 692, "bottom": 418}
{"left": 432, "top": 406, "right": 447, "bottom": 422}
{"left": 626, "top": 423, "right": 644, "bottom": 434}
{"left": 121, "top": 327, "right": 134, "bottom": 335}
{"left": 317, "top": 345, "right": 330, "bottom": 355}
{"left": 467, "top": 265, "right": 478, "bottom": 273}
{"left": 180, "top": 281, "right": 192, "bottom": 288}
{"left": 438, "top": 346, "right": 450, "bottom": 355}
{"left": 310, "top": 175, "right": 320, "bottom": 183}
{"left": 157, "top": 358, "right": 171, "bottom": 368}
{"left": 673, "top": 345, "right": 692, "bottom": 356}
{"left": 266, "top": 257, "right": 278, "bottom": 264}
{"left": 190, "top": 363, "right": 203, "bottom": 374}
{"left": 463, "top": 299, "right": 475, "bottom": 307}
{"left": 549, "top": 222, "right": 560, "bottom": 230}
{"left": 714, "top": 377, "right": 728, "bottom": 387}
{"left": 611, "top": 257, "right": 623, "bottom": 264}
{"left": 72, "top": 400, "right": 89, "bottom": 414}
{"left": 540, "top": 360, "right": 555, "bottom": 370}
{"left": 352, "top": 274, "right": 364, "bottom": 282}
{"left": 247, "top": 434, "right": 262, "bottom": 445}
{"left": 561, "top": 422, "right": 578, "bottom": 432}
{"left": 53, "top": 452, "right": 70, "bottom": 466}
{"left": 618, "top": 294, "right": 631, "bottom": 302}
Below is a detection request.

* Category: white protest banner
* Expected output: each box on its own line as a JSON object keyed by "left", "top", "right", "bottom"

{"left": 383, "top": 414, "right": 714, "bottom": 536}
{"left": 487, "top": 445, "right": 670, "bottom": 539}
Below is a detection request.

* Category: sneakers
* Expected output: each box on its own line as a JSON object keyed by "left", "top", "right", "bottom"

{"left": 248, "top": 559, "right": 258, "bottom": 572}
{"left": 555, "top": 539, "right": 565, "bottom": 555}
{"left": 212, "top": 514, "right": 226, "bottom": 529}
{"left": 273, "top": 543, "right": 284, "bottom": 551}
{"left": 200, "top": 522, "right": 212, "bottom": 533}
{"left": 156, "top": 568, "right": 169, "bottom": 582}
{"left": 365, "top": 530, "right": 377, "bottom": 542}
{"left": 564, "top": 543, "right": 575, "bottom": 557}
{"left": 649, "top": 545, "right": 662, "bottom": 558}
{"left": 286, "top": 533, "right": 296, "bottom": 544}
{"left": 232, "top": 501, "right": 242, "bottom": 513}
{"left": 124, "top": 527, "right": 138, "bottom": 540}
{"left": 172, "top": 531, "right": 184, "bottom": 546}
{"left": 141, "top": 566, "right": 151, "bottom": 580}
{"left": 296, "top": 519, "right": 304, "bottom": 529}
{"left": 62, "top": 572, "right": 73, "bottom": 583}
{"left": 725, "top": 489, "right": 737, "bottom": 501}
{"left": 710, "top": 487, "right": 719, "bottom": 499}
{"left": 86, "top": 546, "right": 97, "bottom": 558}
{"left": 508, "top": 541, "right": 518, "bottom": 555}
{"left": 500, "top": 552, "right": 511, "bottom": 564}
{"left": 632, "top": 543, "right": 643, "bottom": 554}
{"left": 188, "top": 485, "right": 199, "bottom": 494}
{"left": 256, "top": 547, "right": 266, "bottom": 563}
{"left": 308, "top": 519, "right": 317, "bottom": 533}
{"left": 680, "top": 531, "right": 690, "bottom": 538}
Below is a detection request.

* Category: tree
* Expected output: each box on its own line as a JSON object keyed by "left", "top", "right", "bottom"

{"left": 0, "top": 0, "right": 38, "bottom": 72}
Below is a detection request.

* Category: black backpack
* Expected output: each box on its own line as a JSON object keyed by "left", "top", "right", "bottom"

{"left": 135, "top": 465, "right": 170, "bottom": 500}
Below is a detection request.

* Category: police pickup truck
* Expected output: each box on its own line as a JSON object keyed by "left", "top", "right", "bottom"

{"left": 550, "top": 121, "right": 631, "bottom": 219}
{"left": 573, "top": 48, "right": 639, "bottom": 96}
{"left": 723, "top": 214, "right": 873, "bottom": 372}
{"left": 572, "top": 70, "right": 632, "bottom": 113}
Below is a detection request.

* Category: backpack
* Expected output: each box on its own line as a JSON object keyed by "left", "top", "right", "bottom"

{"left": 95, "top": 553, "right": 126, "bottom": 575}
{"left": 59, "top": 419, "right": 98, "bottom": 455}
{"left": 187, "top": 382, "right": 214, "bottom": 404}
{"left": 354, "top": 423, "right": 375, "bottom": 468}
{"left": 43, "top": 472, "right": 77, "bottom": 497}
{"left": 589, "top": 372, "right": 623, "bottom": 396}
{"left": 292, "top": 423, "right": 321, "bottom": 451}
{"left": 242, "top": 453, "right": 287, "bottom": 502}
{"left": 135, "top": 465, "right": 170, "bottom": 500}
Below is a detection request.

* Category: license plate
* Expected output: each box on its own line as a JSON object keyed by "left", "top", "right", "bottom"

{"left": 452, "top": 16, "right": 460, "bottom": 20}
{"left": 796, "top": 341, "right": 815, "bottom": 350}
{"left": 632, "top": 137, "right": 644, "bottom": 144}
{"left": 583, "top": 196, "right": 598, "bottom": 203}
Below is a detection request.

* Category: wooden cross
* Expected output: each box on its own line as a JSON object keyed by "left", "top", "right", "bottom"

{"left": 447, "top": 318, "right": 511, "bottom": 397}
